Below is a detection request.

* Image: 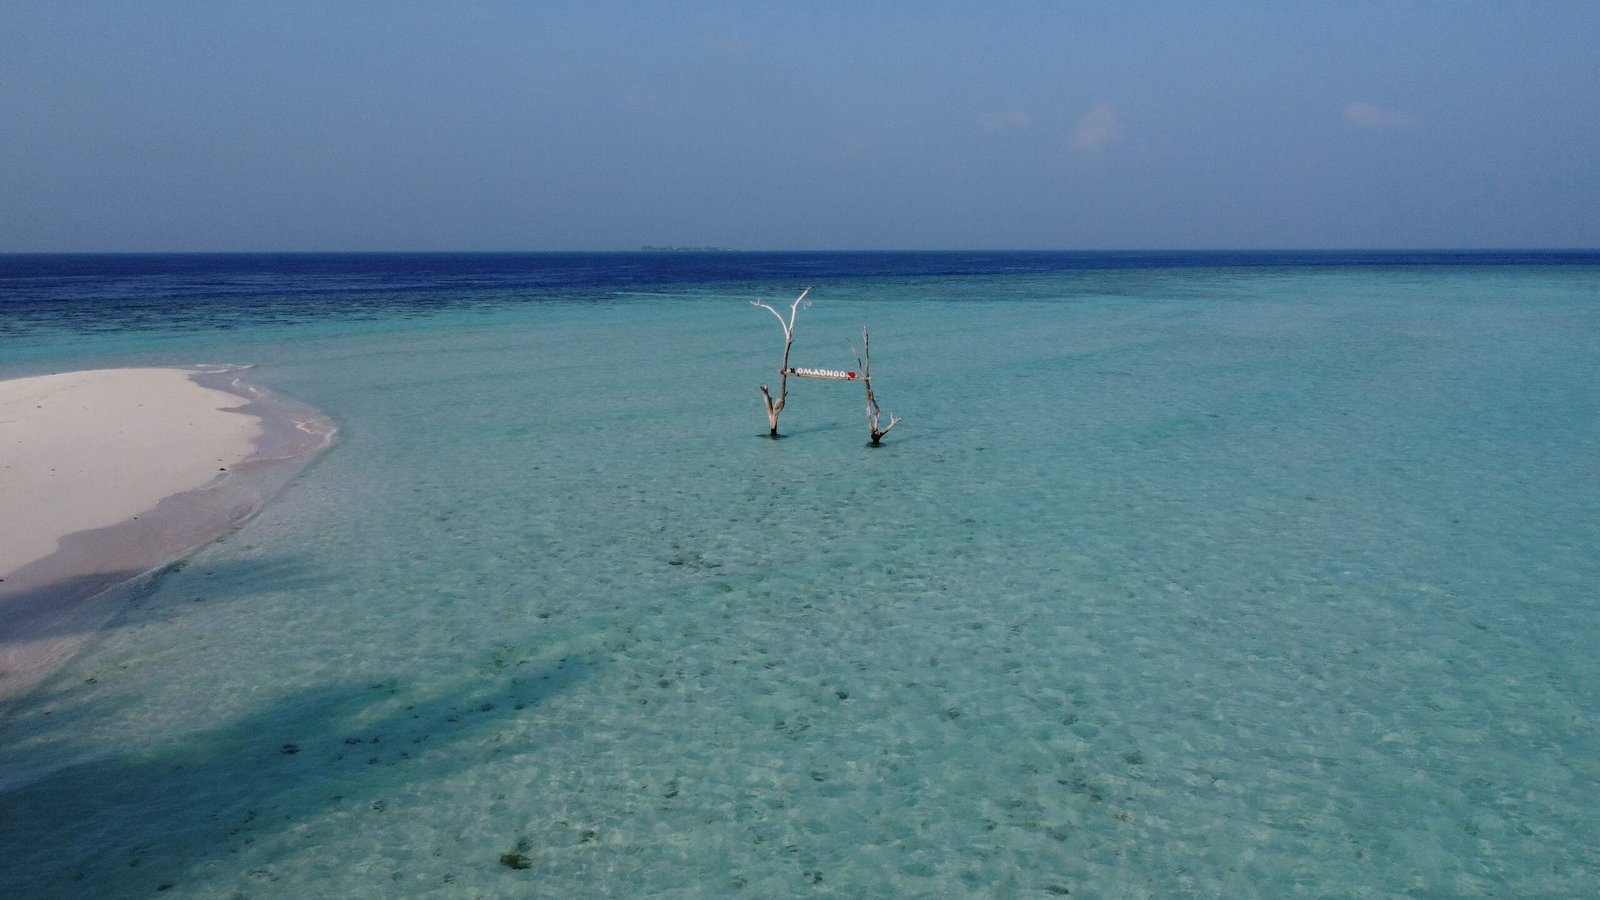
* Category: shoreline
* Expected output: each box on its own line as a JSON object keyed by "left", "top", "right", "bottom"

{"left": 0, "top": 365, "right": 335, "bottom": 705}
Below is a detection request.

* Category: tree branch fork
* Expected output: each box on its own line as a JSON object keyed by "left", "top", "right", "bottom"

{"left": 751, "top": 289, "right": 899, "bottom": 444}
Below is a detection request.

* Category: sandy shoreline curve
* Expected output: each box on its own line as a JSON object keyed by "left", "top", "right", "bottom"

{"left": 0, "top": 365, "right": 335, "bottom": 704}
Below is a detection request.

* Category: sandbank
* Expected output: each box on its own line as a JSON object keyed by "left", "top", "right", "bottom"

{"left": 0, "top": 366, "right": 335, "bottom": 703}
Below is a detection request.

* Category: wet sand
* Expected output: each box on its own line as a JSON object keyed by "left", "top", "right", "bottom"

{"left": 0, "top": 366, "right": 334, "bottom": 703}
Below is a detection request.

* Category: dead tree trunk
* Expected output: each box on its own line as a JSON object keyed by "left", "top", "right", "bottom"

{"left": 751, "top": 287, "right": 810, "bottom": 437}
{"left": 851, "top": 325, "right": 900, "bottom": 445}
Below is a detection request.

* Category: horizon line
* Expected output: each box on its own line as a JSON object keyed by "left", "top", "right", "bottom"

{"left": 4, "top": 247, "right": 1598, "bottom": 256}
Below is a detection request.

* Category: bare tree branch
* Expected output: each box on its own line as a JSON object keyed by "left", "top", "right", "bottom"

{"left": 751, "top": 287, "right": 810, "bottom": 437}
{"left": 851, "top": 325, "right": 901, "bottom": 445}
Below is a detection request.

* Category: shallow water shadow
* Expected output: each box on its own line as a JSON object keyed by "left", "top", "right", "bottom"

{"left": 0, "top": 656, "right": 594, "bottom": 898}
{"left": 0, "top": 555, "right": 330, "bottom": 647}
{"left": 0, "top": 555, "right": 333, "bottom": 710}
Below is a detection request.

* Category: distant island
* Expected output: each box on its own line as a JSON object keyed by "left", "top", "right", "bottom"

{"left": 639, "top": 245, "right": 739, "bottom": 252}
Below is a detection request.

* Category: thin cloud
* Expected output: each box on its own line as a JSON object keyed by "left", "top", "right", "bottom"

{"left": 1071, "top": 103, "right": 1119, "bottom": 151}
{"left": 626, "top": 84, "right": 668, "bottom": 116}
{"left": 1344, "top": 101, "right": 1414, "bottom": 129}
{"left": 820, "top": 135, "right": 882, "bottom": 167}
{"left": 980, "top": 109, "right": 1034, "bottom": 135}
{"left": 704, "top": 34, "right": 753, "bottom": 58}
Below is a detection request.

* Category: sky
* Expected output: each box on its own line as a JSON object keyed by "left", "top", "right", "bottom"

{"left": 2, "top": 1, "right": 1597, "bottom": 252}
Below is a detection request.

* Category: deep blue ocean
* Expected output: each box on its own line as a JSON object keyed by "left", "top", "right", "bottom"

{"left": 6, "top": 250, "right": 1597, "bottom": 337}
{"left": 2, "top": 251, "right": 1598, "bottom": 897}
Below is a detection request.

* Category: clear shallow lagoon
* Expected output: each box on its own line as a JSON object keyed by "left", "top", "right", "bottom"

{"left": 2, "top": 252, "right": 1597, "bottom": 897}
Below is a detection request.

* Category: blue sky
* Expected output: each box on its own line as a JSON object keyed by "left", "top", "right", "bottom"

{"left": 2, "top": 1, "right": 1597, "bottom": 251}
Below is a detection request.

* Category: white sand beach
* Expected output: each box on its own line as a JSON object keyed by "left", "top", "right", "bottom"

{"left": 0, "top": 368, "right": 262, "bottom": 575}
{"left": 0, "top": 366, "right": 333, "bottom": 702}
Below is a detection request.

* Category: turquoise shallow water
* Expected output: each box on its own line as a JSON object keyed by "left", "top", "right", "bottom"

{"left": 2, "top": 259, "right": 1598, "bottom": 896}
